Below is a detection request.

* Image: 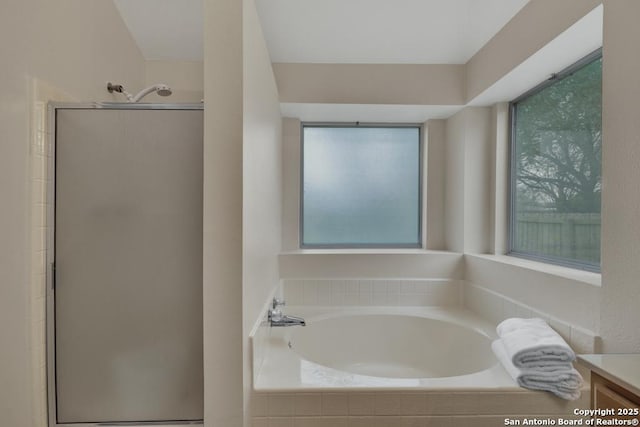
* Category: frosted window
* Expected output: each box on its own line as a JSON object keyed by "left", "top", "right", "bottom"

{"left": 302, "top": 126, "right": 421, "bottom": 247}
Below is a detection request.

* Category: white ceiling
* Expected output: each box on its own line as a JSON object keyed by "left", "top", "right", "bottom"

{"left": 254, "top": 0, "right": 530, "bottom": 64}
{"left": 111, "top": 1, "right": 602, "bottom": 123}
{"left": 117, "top": 0, "right": 610, "bottom": 123}
{"left": 113, "top": 0, "right": 203, "bottom": 61}
{"left": 280, "top": 4, "right": 602, "bottom": 123}
{"left": 113, "top": 0, "right": 529, "bottom": 64}
{"left": 468, "top": 5, "right": 603, "bottom": 106}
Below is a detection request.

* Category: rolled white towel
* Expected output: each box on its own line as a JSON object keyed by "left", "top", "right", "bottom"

{"left": 497, "top": 317, "right": 575, "bottom": 369}
{"left": 492, "top": 339, "right": 583, "bottom": 401}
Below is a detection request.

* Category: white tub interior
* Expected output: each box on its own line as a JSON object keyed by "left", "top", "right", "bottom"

{"left": 289, "top": 314, "right": 495, "bottom": 378}
{"left": 253, "top": 306, "right": 519, "bottom": 391}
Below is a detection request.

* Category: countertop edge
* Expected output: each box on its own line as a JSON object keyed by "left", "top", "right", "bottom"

{"left": 577, "top": 354, "right": 640, "bottom": 398}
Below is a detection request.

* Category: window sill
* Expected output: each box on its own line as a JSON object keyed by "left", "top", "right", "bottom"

{"left": 278, "top": 249, "right": 464, "bottom": 279}
{"left": 466, "top": 253, "right": 601, "bottom": 287}
{"left": 280, "top": 248, "right": 460, "bottom": 256}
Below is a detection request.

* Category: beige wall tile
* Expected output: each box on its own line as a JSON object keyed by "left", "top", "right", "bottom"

{"left": 276, "top": 277, "right": 467, "bottom": 310}
{"left": 444, "top": 391, "right": 587, "bottom": 415}
{"left": 424, "top": 394, "right": 456, "bottom": 415}
{"left": 548, "top": 318, "right": 572, "bottom": 344}
{"left": 374, "top": 393, "right": 426, "bottom": 416}
{"left": 268, "top": 394, "right": 296, "bottom": 417}
{"left": 294, "top": 393, "right": 322, "bottom": 416}
{"left": 348, "top": 417, "right": 379, "bottom": 427}
{"left": 348, "top": 393, "right": 376, "bottom": 415}
{"left": 450, "top": 415, "right": 513, "bottom": 427}
{"left": 252, "top": 393, "right": 269, "bottom": 417}
{"left": 316, "top": 417, "right": 349, "bottom": 427}
{"left": 398, "top": 417, "right": 428, "bottom": 427}
{"left": 453, "top": 415, "right": 586, "bottom": 427}
{"left": 268, "top": 417, "right": 294, "bottom": 427}
{"left": 376, "top": 416, "right": 406, "bottom": 427}
{"left": 570, "top": 327, "right": 596, "bottom": 354}
{"left": 253, "top": 418, "right": 269, "bottom": 427}
{"left": 321, "top": 393, "right": 349, "bottom": 416}
{"left": 374, "top": 393, "right": 404, "bottom": 415}
{"left": 292, "top": 418, "right": 316, "bottom": 427}
{"left": 424, "top": 417, "right": 452, "bottom": 427}
{"left": 294, "top": 417, "right": 349, "bottom": 427}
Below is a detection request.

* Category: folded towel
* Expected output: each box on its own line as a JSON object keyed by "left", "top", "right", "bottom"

{"left": 496, "top": 317, "right": 575, "bottom": 369}
{"left": 492, "top": 339, "right": 583, "bottom": 400}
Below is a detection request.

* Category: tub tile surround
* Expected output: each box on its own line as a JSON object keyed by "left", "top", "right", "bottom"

{"left": 462, "top": 281, "right": 599, "bottom": 354}
{"left": 251, "top": 304, "right": 590, "bottom": 426}
{"left": 30, "top": 81, "right": 77, "bottom": 427}
{"left": 30, "top": 94, "right": 54, "bottom": 427}
{"left": 463, "top": 281, "right": 599, "bottom": 382}
{"left": 252, "top": 283, "right": 286, "bottom": 387}
{"left": 251, "top": 390, "right": 589, "bottom": 426}
{"left": 282, "top": 279, "right": 463, "bottom": 307}
{"left": 249, "top": 278, "right": 596, "bottom": 426}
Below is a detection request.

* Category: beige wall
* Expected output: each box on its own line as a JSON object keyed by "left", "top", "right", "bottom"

{"left": 451, "top": 2, "right": 606, "bottom": 339}
{"left": 459, "top": 0, "right": 640, "bottom": 353}
{"left": 489, "top": 103, "right": 510, "bottom": 255}
{"left": 0, "top": 1, "right": 145, "bottom": 426}
{"left": 204, "top": 0, "right": 282, "bottom": 425}
{"left": 278, "top": 116, "right": 462, "bottom": 282}
{"left": 465, "top": 255, "right": 601, "bottom": 332}
{"left": 462, "top": 108, "right": 492, "bottom": 254}
{"left": 279, "top": 252, "right": 463, "bottom": 280}
{"left": 145, "top": 60, "right": 204, "bottom": 103}
{"left": 425, "top": 120, "right": 446, "bottom": 250}
{"left": 269, "top": 1, "right": 608, "bottom": 299}
{"left": 242, "top": 0, "right": 283, "bottom": 422}
{"left": 281, "top": 118, "right": 301, "bottom": 251}
{"left": 600, "top": 0, "right": 640, "bottom": 353}
{"left": 280, "top": 117, "right": 453, "bottom": 257}
{"left": 3, "top": 2, "right": 638, "bottom": 427}
{"left": 203, "top": 0, "right": 244, "bottom": 426}
{"left": 445, "top": 111, "right": 466, "bottom": 252}
{"left": 466, "top": 0, "right": 601, "bottom": 101}
{"left": 444, "top": 107, "right": 491, "bottom": 253}
{"left": 271, "top": 2, "right": 602, "bottom": 107}
{"left": 273, "top": 63, "right": 465, "bottom": 105}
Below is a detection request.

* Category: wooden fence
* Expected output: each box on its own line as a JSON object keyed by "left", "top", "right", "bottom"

{"left": 514, "top": 212, "right": 601, "bottom": 263}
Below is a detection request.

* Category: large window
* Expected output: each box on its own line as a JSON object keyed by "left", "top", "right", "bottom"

{"left": 301, "top": 124, "right": 422, "bottom": 248}
{"left": 510, "top": 50, "right": 602, "bottom": 271}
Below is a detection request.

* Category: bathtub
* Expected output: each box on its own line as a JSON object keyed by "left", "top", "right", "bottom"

{"left": 253, "top": 306, "right": 519, "bottom": 391}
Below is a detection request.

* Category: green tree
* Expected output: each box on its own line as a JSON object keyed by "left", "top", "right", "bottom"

{"left": 514, "top": 58, "right": 602, "bottom": 214}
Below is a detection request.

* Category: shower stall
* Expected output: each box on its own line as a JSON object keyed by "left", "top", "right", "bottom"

{"left": 47, "top": 103, "right": 204, "bottom": 426}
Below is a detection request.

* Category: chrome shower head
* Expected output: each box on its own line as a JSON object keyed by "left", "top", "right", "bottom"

{"left": 106, "top": 82, "right": 172, "bottom": 102}
{"left": 131, "top": 84, "right": 172, "bottom": 102}
{"left": 154, "top": 84, "right": 172, "bottom": 97}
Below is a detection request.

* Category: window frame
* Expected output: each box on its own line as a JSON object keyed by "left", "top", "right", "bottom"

{"left": 508, "top": 48, "right": 603, "bottom": 272}
{"left": 299, "top": 122, "right": 424, "bottom": 249}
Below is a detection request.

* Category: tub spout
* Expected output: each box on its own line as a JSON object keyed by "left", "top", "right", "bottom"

{"left": 268, "top": 309, "right": 306, "bottom": 327}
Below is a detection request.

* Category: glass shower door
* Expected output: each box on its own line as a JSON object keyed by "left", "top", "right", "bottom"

{"left": 53, "top": 108, "right": 203, "bottom": 424}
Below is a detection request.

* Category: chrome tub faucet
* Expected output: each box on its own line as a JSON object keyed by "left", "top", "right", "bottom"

{"left": 268, "top": 298, "right": 306, "bottom": 327}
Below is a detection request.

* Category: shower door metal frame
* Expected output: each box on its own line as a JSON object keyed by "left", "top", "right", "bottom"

{"left": 45, "top": 102, "right": 204, "bottom": 427}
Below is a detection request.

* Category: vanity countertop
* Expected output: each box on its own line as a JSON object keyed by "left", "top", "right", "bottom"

{"left": 578, "top": 354, "right": 640, "bottom": 397}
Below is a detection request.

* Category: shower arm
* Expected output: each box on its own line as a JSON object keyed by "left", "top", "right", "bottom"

{"left": 107, "top": 82, "right": 134, "bottom": 102}
{"left": 107, "top": 82, "right": 172, "bottom": 103}
{"left": 131, "top": 85, "right": 163, "bottom": 103}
